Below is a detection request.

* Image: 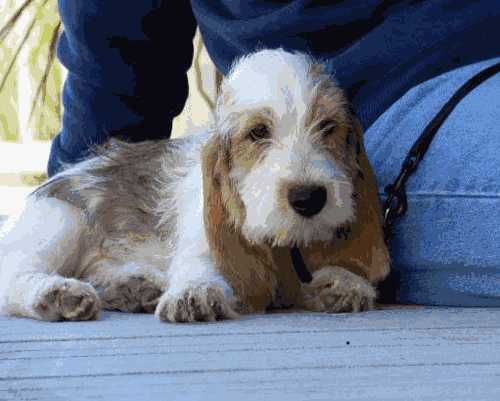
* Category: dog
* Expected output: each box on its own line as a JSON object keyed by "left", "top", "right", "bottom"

{"left": 0, "top": 49, "right": 390, "bottom": 322}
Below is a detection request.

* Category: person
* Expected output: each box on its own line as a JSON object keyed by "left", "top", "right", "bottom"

{"left": 50, "top": 1, "right": 500, "bottom": 306}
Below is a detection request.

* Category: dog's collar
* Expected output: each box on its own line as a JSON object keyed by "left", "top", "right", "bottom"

{"left": 290, "top": 246, "right": 313, "bottom": 283}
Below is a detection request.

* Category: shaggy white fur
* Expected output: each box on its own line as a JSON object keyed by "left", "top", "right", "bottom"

{"left": 222, "top": 49, "right": 354, "bottom": 246}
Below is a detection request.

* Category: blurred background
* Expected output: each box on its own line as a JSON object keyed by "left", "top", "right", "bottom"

{"left": 0, "top": 0, "right": 217, "bottom": 216}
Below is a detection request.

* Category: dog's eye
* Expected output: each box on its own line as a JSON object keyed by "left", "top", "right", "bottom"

{"left": 317, "top": 119, "right": 336, "bottom": 137}
{"left": 248, "top": 124, "right": 271, "bottom": 141}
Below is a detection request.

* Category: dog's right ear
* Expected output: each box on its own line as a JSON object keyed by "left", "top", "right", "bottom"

{"left": 201, "top": 133, "right": 227, "bottom": 241}
{"left": 202, "top": 129, "right": 247, "bottom": 227}
{"left": 201, "top": 132, "right": 243, "bottom": 261}
{"left": 201, "top": 133, "right": 279, "bottom": 313}
{"left": 202, "top": 133, "right": 223, "bottom": 190}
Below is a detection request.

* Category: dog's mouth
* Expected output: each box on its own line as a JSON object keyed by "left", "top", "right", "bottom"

{"left": 239, "top": 176, "right": 355, "bottom": 248}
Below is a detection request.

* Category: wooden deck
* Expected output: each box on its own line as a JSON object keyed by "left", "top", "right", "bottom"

{"left": 1, "top": 307, "right": 499, "bottom": 401}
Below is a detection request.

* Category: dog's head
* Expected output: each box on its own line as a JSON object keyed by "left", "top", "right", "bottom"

{"left": 203, "top": 49, "right": 362, "bottom": 248}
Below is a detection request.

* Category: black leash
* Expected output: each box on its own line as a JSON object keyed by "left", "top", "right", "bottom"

{"left": 291, "top": 61, "right": 500, "bottom": 284}
{"left": 382, "top": 61, "right": 500, "bottom": 242}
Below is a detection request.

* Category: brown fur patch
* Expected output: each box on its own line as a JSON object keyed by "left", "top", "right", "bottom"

{"left": 202, "top": 134, "right": 279, "bottom": 312}
{"left": 225, "top": 107, "right": 275, "bottom": 174}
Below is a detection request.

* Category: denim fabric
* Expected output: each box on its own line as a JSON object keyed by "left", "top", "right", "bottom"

{"left": 192, "top": 0, "right": 500, "bottom": 132}
{"left": 365, "top": 58, "right": 500, "bottom": 306}
{"left": 48, "top": 1, "right": 197, "bottom": 176}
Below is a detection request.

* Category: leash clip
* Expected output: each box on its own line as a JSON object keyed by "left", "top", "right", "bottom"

{"left": 383, "top": 155, "right": 415, "bottom": 241}
{"left": 383, "top": 183, "right": 407, "bottom": 233}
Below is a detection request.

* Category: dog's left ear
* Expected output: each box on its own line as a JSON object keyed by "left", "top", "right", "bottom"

{"left": 348, "top": 112, "right": 391, "bottom": 283}
{"left": 303, "top": 110, "right": 391, "bottom": 284}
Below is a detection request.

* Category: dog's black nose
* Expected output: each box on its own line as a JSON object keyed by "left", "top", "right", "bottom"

{"left": 288, "top": 185, "right": 327, "bottom": 218}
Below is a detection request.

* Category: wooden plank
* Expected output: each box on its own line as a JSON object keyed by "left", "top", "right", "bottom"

{"left": 2, "top": 364, "right": 500, "bottom": 401}
{"left": 0, "top": 308, "right": 499, "bottom": 401}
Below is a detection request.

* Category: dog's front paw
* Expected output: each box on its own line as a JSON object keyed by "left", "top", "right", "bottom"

{"left": 301, "top": 266, "right": 376, "bottom": 313}
{"left": 155, "top": 282, "right": 239, "bottom": 323}
{"left": 34, "top": 278, "right": 100, "bottom": 321}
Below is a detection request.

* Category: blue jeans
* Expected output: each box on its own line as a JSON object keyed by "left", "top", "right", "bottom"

{"left": 365, "top": 58, "right": 500, "bottom": 306}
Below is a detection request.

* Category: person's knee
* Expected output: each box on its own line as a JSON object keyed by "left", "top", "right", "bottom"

{"left": 365, "top": 57, "right": 500, "bottom": 306}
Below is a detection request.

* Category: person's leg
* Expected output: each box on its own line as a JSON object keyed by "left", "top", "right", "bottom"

{"left": 365, "top": 57, "right": 500, "bottom": 306}
{"left": 48, "top": 1, "right": 197, "bottom": 176}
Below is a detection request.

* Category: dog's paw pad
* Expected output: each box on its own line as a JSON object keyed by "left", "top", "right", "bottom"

{"left": 101, "top": 275, "right": 163, "bottom": 313}
{"left": 302, "top": 266, "right": 376, "bottom": 313}
{"left": 155, "top": 283, "right": 238, "bottom": 323}
{"left": 35, "top": 279, "right": 100, "bottom": 321}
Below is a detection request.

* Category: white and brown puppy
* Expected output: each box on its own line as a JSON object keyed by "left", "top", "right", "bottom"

{"left": 0, "top": 49, "right": 390, "bottom": 323}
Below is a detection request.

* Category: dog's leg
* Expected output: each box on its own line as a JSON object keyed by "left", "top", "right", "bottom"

{"left": 86, "top": 260, "right": 166, "bottom": 313}
{"left": 0, "top": 197, "right": 100, "bottom": 321}
{"left": 155, "top": 162, "right": 239, "bottom": 323}
{"left": 155, "top": 249, "right": 239, "bottom": 323}
{"left": 299, "top": 266, "right": 376, "bottom": 313}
